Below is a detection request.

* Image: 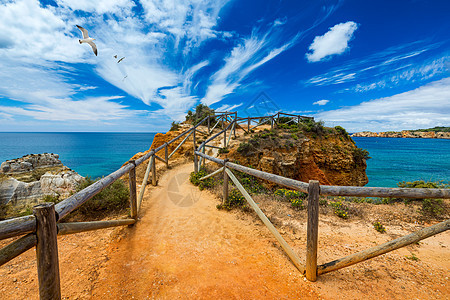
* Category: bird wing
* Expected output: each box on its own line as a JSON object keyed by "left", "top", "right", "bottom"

{"left": 117, "top": 57, "right": 125, "bottom": 63}
{"left": 76, "top": 25, "right": 89, "bottom": 39}
{"left": 87, "top": 41, "right": 98, "bottom": 56}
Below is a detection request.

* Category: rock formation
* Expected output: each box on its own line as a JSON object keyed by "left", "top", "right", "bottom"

{"left": 0, "top": 153, "right": 84, "bottom": 207}
{"left": 221, "top": 129, "right": 368, "bottom": 187}
{"left": 352, "top": 130, "right": 450, "bottom": 139}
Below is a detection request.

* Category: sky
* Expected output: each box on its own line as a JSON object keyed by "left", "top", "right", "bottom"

{"left": 0, "top": 0, "right": 449, "bottom": 132}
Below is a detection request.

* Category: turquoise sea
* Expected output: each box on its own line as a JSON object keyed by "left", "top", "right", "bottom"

{"left": 0, "top": 133, "right": 156, "bottom": 179}
{"left": 0, "top": 133, "right": 448, "bottom": 187}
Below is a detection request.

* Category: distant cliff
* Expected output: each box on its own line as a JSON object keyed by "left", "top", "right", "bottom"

{"left": 352, "top": 130, "right": 450, "bottom": 139}
{"left": 0, "top": 153, "right": 84, "bottom": 207}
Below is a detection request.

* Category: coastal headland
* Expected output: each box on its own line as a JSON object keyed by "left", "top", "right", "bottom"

{"left": 352, "top": 127, "right": 450, "bottom": 139}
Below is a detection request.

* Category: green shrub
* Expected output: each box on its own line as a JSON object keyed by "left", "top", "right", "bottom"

{"left": 353, "top": 148, "right": 371, "bottom": 162}
{"left": 185, "top": 104, "right": 216, "bottom": 125}
{"left": 237, "top": 142, "right": 253, "bottom": 155}
{"left": 169, "top": 121, "right": 180, "bottom": 131}
{"left": 334, "top": 126, "right": 349, "bottom": 138}
{"left": 218, "top": 147, "right": 229, "bottom": 154}
{"left": 330, "top": 200, "right": 349, "bottom": 219}
{"left": 274, "top": 188, "right": 306, "bottom": 209}
{"left": 217, "top": 189, "right": 246, "bottom": 210}
{"left": 373, "top": 221, "right": 386, "bottom": 233}
{"left": 74, "top": 177, "right": 129, "bottom": 216}
{"left": 190, "top": 168, "right": 216, "bottom": 190}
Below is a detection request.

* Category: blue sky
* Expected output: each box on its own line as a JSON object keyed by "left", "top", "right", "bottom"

{"left": 0, "top": 0, "right": 449, "bottom": 132}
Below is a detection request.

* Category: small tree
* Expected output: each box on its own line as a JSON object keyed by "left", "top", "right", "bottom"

{"left": 185, "top": 104, "right": 215, "bottom": 125}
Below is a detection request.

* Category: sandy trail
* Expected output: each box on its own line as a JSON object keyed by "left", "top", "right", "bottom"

{"left": 89, "top": 163, "right": 317, "bottom": 299}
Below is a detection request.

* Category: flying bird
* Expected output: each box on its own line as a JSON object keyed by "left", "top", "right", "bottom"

{"left": 117, "top": 57, "right": 125, "bottom": 63}
{"left": 114, "top": 55, "right": 118, "bottom": 58}
{"left": 76, "top": 25, "right": 97, "bottom": 56}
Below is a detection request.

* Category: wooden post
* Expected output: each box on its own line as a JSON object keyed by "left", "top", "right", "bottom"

{"left": 271, "top": 116, "right": 274, "bottom": 130}
{"left": 128, "top": 160, "right": 137, "bottom": 221}
{"left": 207, "top": 116, "right": 211, "bottom": 134}
{"left": 164, "top": 143, "right": 169, "bottom": 168}
{"left": 234, "top": 112, "right": 237, "bottom": 137}
{"left": 223, "top": 129, "right": 227, "bottom": 148}
{"left": 248, "top": 117, "right": 250, "bottom": 132}
{"left": 151, "top": 155, "right": 157, "bottom": 186}
{"left": 202, "top": 145, "right": 206, "bottom": 168}
{"left": 306, "top": 180, "right": 320, "bottom": 281}
{"left": 193, "top": 129, "right": 199, "bottom": 173}
{"left": 222, "top": 116, "right": 224, "bottom": 129}
{"left": 223, "top": 159, "right": 229, "bottom": 203}
{"left": 33, "top": 203, "right": 61, "bottom": 300}
{"left": 298, "top": 116, "right": 300, "bottom": 125}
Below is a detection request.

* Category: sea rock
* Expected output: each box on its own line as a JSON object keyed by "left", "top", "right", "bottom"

{"left": 0, "top": 153, "right": 63, "bottom": 174}
{"left": 351, "top": 130, "right": 450, "bottom": 139}
{"left": 0, "top": 154, "right": 84, "bottom": 206}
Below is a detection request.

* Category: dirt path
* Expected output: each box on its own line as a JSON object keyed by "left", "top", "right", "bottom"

{"left": 1, "top": 162, "right": 448, "bottom": 299}
{"left": 89, "top": 163, "right": 317, "bottom": 299}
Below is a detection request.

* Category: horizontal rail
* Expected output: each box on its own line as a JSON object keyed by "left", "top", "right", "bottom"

{"left": 225, "top": 168, "right": 306, "bottom": 273}
{"left": 320, "top": 185, "right": 450, "bottom": 199}
{"left": 154, "top": 154, "right": 166, "bottom": 164}
{"left": 199, "top": 167, "right": 224, "bottom": 181}
{"left": 57, "top": 219, "right": 136, "bottom": 235}
{"left": 318, "top": 219, "right": 450, "bottom": 275}
{"left": 205, "top": 144, "right": 222, "bottom": 149}
{"left": 0, "top": 233, "right": 37, "bottom": 266}
{"left": 195, "top": 128, "right": 209, "bottom": 136}
{"left": 0, "top": 215, "right": 36, "bottom": 241}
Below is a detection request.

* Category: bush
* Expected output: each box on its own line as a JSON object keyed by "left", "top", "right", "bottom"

{"left": 330, "top": 200, "right": 349, "bottom": 219}
{"left": 185, "top": 104, "right": 215, "bottom": 125}
{"left": 74, "top": 177, "right": 129, "bottom": 216}
{"left": 170, "top": 121, "right": 180, "bottom": 131}
{"left": 190, "top": 168, "right": 215, "bottom": 190}
{"left": 353, "top": 148, "right": 371, "bottom": 162}
{"left": 396, "top": 180, "right": 447, "bottom": 217}
{"left": 218, "top": 147, "right": 229, "bottom": 154}
{"left": 299, "top": 118, "right": 325, "bottom": 135}
{"left": 335, "top": 126, "right": 349, "bottom": 138}
{"left": 274, "top": 188, "right": 306, "bottom": 209}
{"left": 217, "top": 189, "right": 246, "bottom": 210}
{"left": 373, "top": 221, "right": 386, "bottom": 233}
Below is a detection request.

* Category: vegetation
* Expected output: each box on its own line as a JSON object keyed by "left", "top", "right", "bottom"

{"left": 189, "top": 168, "right": 216, "bottom": 190}
{"left": 169, "top": 121, "right": 180, "bottom": 131}
{"left": 274, "top": 188, "right": 307, "bottom": 209}
{"left": 353, "top": 148, "right": 371, "bottom": 162}
{"left": 405, "top": 253, "right": 420, "bottom": 261}
{"left": 373, "top": 221, "right": 386, "bottom": 233}
{"left": 185, "top": 104, "right": 216, "bottom": 125}
{"left": 217, "top": 189, "right": 247, "bottom": 210}
{"left": 218, "top": 147, "right": 229, "bottom": 154}
{"left": 413, "top": 126, "right": 449, "bottom": 133}
{"left": 330, "top": 199, "right": 349, "bottom": 219}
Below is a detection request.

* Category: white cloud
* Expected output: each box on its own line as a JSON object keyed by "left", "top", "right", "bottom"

{"left": 315, "top": 78, "right": 450, "bottom": 132}
{"left": 313, "top": 99, "right": 329, "bottom": 106}
{"left": 56, "top": 0, "right": 135, "bottom": 15}
{"left": 306, "top": 21, "right": 358, "bottom": 62}
{"left": 214, "top": 103, "right": 243, "bottom": 112}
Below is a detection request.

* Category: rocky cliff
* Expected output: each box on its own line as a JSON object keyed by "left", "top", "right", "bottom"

{"left": 352, "top": 130, "right": 450, "bottom": 139}
{"left": 0, "top": 153, "right": 84, "bottom": 207}
{"left": 220, "top": 128, "right": 368, "bottom": 187}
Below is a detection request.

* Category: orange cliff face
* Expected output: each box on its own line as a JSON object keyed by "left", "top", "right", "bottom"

{"left": 220, "top": 130, "right": 368, "bottom": 187}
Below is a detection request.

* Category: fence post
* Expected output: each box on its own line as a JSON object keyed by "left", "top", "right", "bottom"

{"left": 234, "top": 113, "right": 237, "bottom": 137}
{"left": 33, "top": 203, "right": 61, "bottom": 300}
{"left": 223, "top": 128, "right": 227, "bottom": 148}
{"left": 128, "top": 160, "right": 137, "bottom": 220}
{"left": 306, "top": 180, "right": 320, "bottom": 281}
{"left": 207, "top": 116, "right": 210, "bottom": 134}
{"left": 271, "top": 116, "right": 274, "bottom": 130}
{"left": 222, "top": 116, "right": 224, "bottom": 129}
{"left": 223, "top": 159, "right": 229, "bottom": 203}
{"left": 298, "top": 116, "right": 300, "bottom": 125}
{"left": 202, "top": 145, "right": 206, "bottom": 168}
{"left": 164, "top": 143, "right": 169, "bottom": 168}
{"left": 248, "top": 117, "right": 250, "bottom": 132}
{"left": 151, "top": 154, "right": 157, "bottom": 186}
{"left": 193, "top": 129, "right": 199, "bottom": 173}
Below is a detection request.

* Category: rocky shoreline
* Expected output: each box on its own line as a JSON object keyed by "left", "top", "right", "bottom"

{"left": 0, "top": 153, "right": 84, "bottom": 208}
{"left": 351, "top": 130, "right": 450, "bottom": 139}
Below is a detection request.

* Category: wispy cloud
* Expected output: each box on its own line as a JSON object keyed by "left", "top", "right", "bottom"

{"left": 315, "top": 77, "right": 450, "bottom": 131}
{"left": 313, "top": 99, "right": 329, "bottom": 106}
{"left": 306, "top": 21, "right": 358, "bottom": 62}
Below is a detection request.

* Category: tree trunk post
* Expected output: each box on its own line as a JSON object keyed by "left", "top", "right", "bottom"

{"left": 164, "top": 143, "right": 169, "bottom": 168}
{"left": 221, "top": 116, "right": 224, "bottom": 129}
{"left": 151, "top": 154, "right": 157, "bottom": 186}
{"left": 33, "top": 203, "right": 61, "bottom": 300}
{"left": 234, "top": 112, "right": 237, "bottom": 137}
{"left": 207, "top": 116, "right": 211, "bottom": 134}
{"left": 202, "top": 145, "right": 206, "bottom": 168}
{"left": 223, "top": 129, "right": 227, "bottom": 148}
{"left": 223, "top": 159, "right": 229, "bottom": 203}
{"left": 306, "top": 180, "right": 320, "bottom": 281}
{"left": 193, "top": 130, "right": 199, "bottom": 173}
{"left": 128, "top": 160, "right": 137, "bottom": 220}
{"left": 271, "top": 116, "right": 274, "bottom": 130}
{"left": 248, "top": 117, "right": 250, "bottom": 132}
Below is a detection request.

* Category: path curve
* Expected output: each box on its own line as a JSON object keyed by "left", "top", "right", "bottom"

{"left": 90, "top": 163, "right": 318, "bottom": 299}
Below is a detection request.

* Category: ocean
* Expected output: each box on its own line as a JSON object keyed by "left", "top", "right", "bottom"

{"left": 0, "top": 133, "right": 448, "bottom": 188}
{"left": 0, "top": 133, "right": 156, "bottom": 179}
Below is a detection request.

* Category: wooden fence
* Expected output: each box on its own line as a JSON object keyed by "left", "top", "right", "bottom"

{"left": 0, "top": 111, "right": 236, "bottom": 299}
{"left": 193, "top": 114, "right": 450, "bottom": 282}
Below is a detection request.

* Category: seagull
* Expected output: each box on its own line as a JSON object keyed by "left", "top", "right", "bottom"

{"left": 117, "top": 57, "right": 125, "bottom": 63}
{"left": 114, "top": 55, "right": 118, "bottom": 58}
{"left": 76, "top": 25, "right": 97, "bottom": 56}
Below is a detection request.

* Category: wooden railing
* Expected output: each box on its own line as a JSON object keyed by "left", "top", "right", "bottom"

{"left": 0, "top": 111, "right": 235, "bottom": 299}
{"left": 193, "top": 113, "right": 450, "bottom": 282}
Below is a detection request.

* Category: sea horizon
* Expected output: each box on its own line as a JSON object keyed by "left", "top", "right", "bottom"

{"left": 1, "top": 132, "right": 448, "bottom": 188}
